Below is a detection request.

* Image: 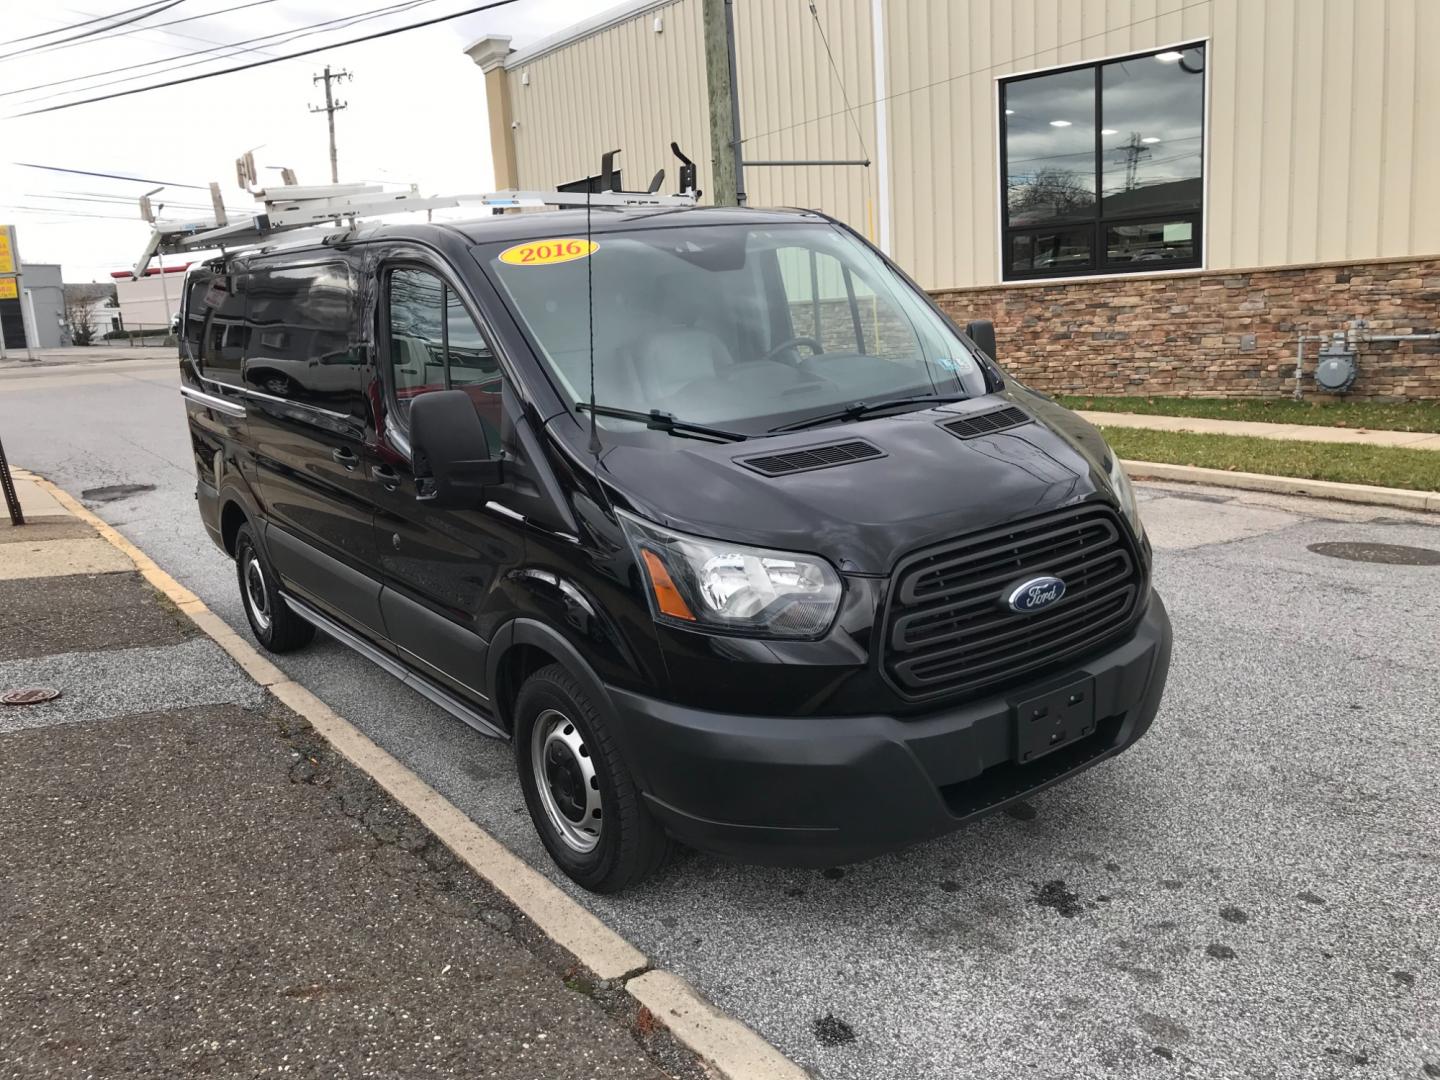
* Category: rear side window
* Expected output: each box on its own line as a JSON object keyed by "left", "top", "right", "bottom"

{"left": 182, "top": 272, "right": 248, "bottom": 387}
{"left": 384, "top": 267, "right": 500, "bottom": 440}
{"left": 243, "top": 261, "right": 364, "bottom": 418}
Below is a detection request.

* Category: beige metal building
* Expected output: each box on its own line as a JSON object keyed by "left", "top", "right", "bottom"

{"left": 467, "top": 0, "right": 1440, "bottom": 399}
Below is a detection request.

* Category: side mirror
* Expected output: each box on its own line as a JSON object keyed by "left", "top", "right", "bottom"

{"left": 965, "top": 319, "right": 997, "bottom": 362}
{"left": 409, "top": 389, "right": 503, "bottom": 507}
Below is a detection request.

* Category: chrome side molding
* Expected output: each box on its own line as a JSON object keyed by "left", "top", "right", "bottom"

{"left": 180, "top": 384, "right": 247, "bottom": 418}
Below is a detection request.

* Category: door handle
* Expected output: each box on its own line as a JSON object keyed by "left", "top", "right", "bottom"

{"left": 331, "top": 447, "right": 358, "bottom": 470}
{"left": 373, "top": 464, "right": 401, "bottom": 492}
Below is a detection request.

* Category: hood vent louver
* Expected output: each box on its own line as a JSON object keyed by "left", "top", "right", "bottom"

{"left": 737, "top": 439, "right": 884, "bottom": 477}
{"left": 942, "top": 405, "right": 1032, "bottom": 440}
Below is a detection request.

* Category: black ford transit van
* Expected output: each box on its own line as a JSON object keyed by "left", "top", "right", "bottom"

{"left": 178, "top": 205, "right": 1172, "bottom": 892}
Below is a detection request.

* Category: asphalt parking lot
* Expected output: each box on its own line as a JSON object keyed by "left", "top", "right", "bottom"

{"left": 2, "top": 356, "right": 1437, "bottom": 1079}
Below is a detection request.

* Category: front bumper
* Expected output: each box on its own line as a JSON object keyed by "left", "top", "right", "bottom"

{"left": 610, "top": 591, "right": 1172, "bottom": 866}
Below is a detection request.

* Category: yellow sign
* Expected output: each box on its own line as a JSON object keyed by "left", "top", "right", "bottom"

{"left": 498, "top": 238, "right": 598, "bottom": 267}
{"left": 0, "top": 278, "right": 16, "bottom": 301}
{"left": 0, "top": 227, "right": 16, "bottom": 275}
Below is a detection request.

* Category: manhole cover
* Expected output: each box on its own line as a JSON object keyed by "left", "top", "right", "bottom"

{"left": 80, "top": 483, "right": 155, "bottom": 504}
{"left": 1307, "top": 542, "right": 1440, "bottom": 566}
{"left": 2, "top": 687, "right": 61, "bottom": 706}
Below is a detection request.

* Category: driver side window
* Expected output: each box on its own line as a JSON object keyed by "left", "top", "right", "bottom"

{"left": 385, "top": 267, "right": 500, "bottom": 432}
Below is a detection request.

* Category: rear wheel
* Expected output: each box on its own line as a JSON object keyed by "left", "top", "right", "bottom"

{"left": 514, "top": 663, "right": 670, "bottom": 893}
{"left": 235, "top": 524, "right": 314, "bottom": 652}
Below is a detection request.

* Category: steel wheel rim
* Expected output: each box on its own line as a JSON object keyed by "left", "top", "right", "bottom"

{"left": 531, "top": 707, "right": 601, "bottom": 853}
{"left": 243, "top": 553, "right": 272, "bottom": 633}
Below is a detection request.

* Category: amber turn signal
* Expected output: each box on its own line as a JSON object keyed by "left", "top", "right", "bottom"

{"left": 639, "top": 548, "right": 696, "bottom": 621}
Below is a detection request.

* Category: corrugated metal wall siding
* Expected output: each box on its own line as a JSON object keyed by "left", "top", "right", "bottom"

{"left": 502, "top": 0, "right": 1439, "bottom": 290}
{"left": 506, "top": 0, "right": 877, "bottom": 237}
{"left": 732, "top": 0, "right": 877, "bottom": 238}
{"left": 507, "top": 1, "right": 711, "bottom": 201}
{"left": 884, "top": 0, "right": 1438, "bottom": 287}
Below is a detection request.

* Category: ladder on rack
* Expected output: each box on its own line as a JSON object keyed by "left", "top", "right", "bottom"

{"left": 131, "top": 145, "right": 705, "bottom": 278}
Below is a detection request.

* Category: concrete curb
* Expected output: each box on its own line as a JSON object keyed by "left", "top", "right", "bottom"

{"left": 30, "top": 474, "right": 810, "bottom": 1080}
{"left": 1121, "top": 459, "right": 1440, "bottom": 513}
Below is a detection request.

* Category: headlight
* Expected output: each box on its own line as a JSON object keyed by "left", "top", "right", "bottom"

{"left": 618, "top": 511, "right": 842, "bottom": 638}
{"left": 1107, "top": 451, "right": 1145, "bottom": 540}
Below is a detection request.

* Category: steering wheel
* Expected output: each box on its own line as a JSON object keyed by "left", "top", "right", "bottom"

{"left": 763, "top": 336, "right": 824, "bottom": 364}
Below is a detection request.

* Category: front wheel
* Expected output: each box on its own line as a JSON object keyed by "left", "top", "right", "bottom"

{"left": 235, "top": 524, "right": 314, "bottom": 653}
{"left": 514, "top": 663, "right": 670, "bottom": 893}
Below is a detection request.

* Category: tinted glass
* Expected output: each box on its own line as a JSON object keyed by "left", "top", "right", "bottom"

{"left": 387, "top": 268, "right": 446, "bottom": 420}
{"left": 1105, "top": 220, "right": 1195, "bottom": 266}
{"left": 1101, "top": 45, "right": 1205, "bottom": 216}
{"left": 243, "top": 262, "right": 362, "bottom": 415}
{"left": 485, "top": 223, "right": 987, "bottom": 433}
{"left": 1003, "top": 67, "right": 1096, "bottom": 226}
{"left": 201, "top": 274, "right": 248, "bottom": 386}
{"left": 1009, "top": 227, "right": 1093, "bottom": 275}
{"left": 386, "top": 268, "right": 499, "bottom": 438}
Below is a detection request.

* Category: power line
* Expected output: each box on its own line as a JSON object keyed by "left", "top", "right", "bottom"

{"left": 10, "top": 0, "right": 435, "bottom": 106}
{"left": 0, "top": 0, "right": 290, "bottom": 98}
{"left": 741, "top": 0, "right": 1212, "bottom": 148}
{"left": 807, "top": 2, "right": 869, "bottom": 161}
{"left": 0, "top": 0, "right": 173, "bottom": 48}
{"left": 13, "top": 162, "right": 211, "bottom": 189}
{"left": 0, "top": 0, "right": 186, "bottom": 63}
{"left": 10, "top": 0, "right": 522, "bottom": 117}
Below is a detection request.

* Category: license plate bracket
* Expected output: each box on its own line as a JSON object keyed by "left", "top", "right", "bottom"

{"left": 1012, "top": 676, "right": 1097, "bottom": 764}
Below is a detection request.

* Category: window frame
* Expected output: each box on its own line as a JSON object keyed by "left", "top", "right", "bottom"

{"left": 997, "top": 41, "right": 1207, "bottom": 283}
{"left": 377, "top": 256, "right": 509, "bottom": 447}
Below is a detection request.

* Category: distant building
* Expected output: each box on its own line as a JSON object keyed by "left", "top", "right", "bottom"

{"left": 111, "top": 263, "right": 189, "bottom": 332}
{"left": 466, "top": 0, "right": 1440, "bottom": 400}
{"left": 20, "top": 263, "right": 63, "bottom": 350}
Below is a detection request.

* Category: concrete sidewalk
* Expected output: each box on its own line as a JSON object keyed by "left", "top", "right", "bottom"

{"left": 1079, "top": 408, "right": 1440, "bottom": 450}
{"left": 0, "top": 345, "right": 175, "bottom": 371}
{"left": 0, "top": 478, "right": 698, "bottom": 1079}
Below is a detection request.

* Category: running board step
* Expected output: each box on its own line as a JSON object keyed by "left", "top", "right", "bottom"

{"left": 280, "top": 592, "right": 507, "bottom": 741}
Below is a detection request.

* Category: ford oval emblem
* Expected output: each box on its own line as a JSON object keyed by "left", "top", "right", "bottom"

{"left": 1006, "top": 575, "right": 1066, "bottom": 614}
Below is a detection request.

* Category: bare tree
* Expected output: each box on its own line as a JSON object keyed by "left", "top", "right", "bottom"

{"left": 61, "top": 283, "right": 116, "bottom": 347}
{"left": 1007, "top": 166, "right": 1096, "bottom": 225}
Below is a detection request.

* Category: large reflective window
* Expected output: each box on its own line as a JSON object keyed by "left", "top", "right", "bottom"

{"left": 1101, "top": 46, "right": 1205, "bottom": 216}
{"left": 1003, "top": 67, "right": 1096, "bottom": 226}
{"left": 1000, "top": 44, "right": 1205, "bottom": 279}
{"left": 243, "top": 262, "right": 363, "bottom": 415}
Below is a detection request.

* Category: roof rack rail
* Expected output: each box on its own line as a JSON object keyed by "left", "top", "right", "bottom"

{"left": 132, "top": 182, "right": 698, "bottom": 278}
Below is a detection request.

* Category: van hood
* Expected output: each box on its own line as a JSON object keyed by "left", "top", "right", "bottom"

{"left": 591, "top": 391, "right": 1123, "bottom": 575}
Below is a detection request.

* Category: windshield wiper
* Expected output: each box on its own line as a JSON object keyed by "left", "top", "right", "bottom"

{"left": 768, "top": 394, "right": 972, "bottom": 434}
{"left": 577, "top": 403, "right": 748, "bottom": 442}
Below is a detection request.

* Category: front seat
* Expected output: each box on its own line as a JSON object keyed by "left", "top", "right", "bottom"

{"left": 629, "top": 327, "right": 733, "bottom": 404}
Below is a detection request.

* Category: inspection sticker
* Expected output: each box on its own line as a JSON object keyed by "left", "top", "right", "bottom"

{"left": 499, "top": 238, "right": 598, "bottom": 267}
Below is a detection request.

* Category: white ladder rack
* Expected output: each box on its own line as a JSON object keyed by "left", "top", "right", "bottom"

{"left": 133, "top": 183, "right": 697, "bottom": 278}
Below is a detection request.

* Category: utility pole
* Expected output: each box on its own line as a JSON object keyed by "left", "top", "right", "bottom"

{"left": 702, "top": 0, "right": 743, "bottom": 206}
{"left": 310, "top": 65, "right": 351, "bottom": 184}
{"left": 701, "top": 0, "right": 868, "bottom": 208}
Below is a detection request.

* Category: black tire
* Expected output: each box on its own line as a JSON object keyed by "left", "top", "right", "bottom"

{"left": 514, "top": 663, "right": 670, "bottom": 893}
{"left": 234, "top": 523, "right": 314, "bottom": 653}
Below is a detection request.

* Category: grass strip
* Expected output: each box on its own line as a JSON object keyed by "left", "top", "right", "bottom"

{"left": 1058, "top": 395, "right": 1440, "bottom": 433}
{"left": 1101, "top": 427, "right": 1440, "bottom": 493}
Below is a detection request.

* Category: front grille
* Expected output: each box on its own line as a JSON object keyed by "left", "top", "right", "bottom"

{"left": 882, "top": 504, "right": 1142, "bottom": 701}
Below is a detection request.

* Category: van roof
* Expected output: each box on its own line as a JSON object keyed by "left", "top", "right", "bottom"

{"left": 445, "top": 204, "right": 826, "bottom": 245}
{"left": 197, "top": 205, "right": 830, "bottom": 272}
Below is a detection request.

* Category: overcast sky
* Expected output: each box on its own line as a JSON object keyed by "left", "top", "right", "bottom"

{"left": 0, "top": 0, "right": 594, "bottom": 282}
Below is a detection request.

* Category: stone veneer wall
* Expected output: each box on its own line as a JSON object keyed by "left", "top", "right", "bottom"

{"left": 931, "top": 257, "right": 1440, "bottom": 401}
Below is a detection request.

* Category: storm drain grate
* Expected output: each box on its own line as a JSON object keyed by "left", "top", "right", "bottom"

{"left": 1306, "top": 542, "right": 1440, "bottom": 566}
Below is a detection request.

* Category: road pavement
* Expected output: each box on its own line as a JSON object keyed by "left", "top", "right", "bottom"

{"left": 3, "top": 356, "right": 1438, "bottom": 1079}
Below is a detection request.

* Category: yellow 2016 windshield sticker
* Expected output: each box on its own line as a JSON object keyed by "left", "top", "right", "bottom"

{"left": 499, "top": 238, "right": 598, "bottom": 266}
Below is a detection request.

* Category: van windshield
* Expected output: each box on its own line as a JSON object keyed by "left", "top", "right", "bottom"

{"left": 480, "top": 222, "right": 987, "bottom": 434}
